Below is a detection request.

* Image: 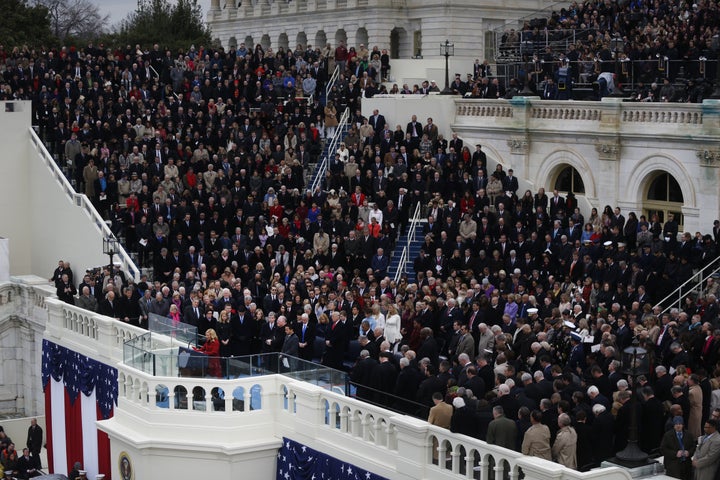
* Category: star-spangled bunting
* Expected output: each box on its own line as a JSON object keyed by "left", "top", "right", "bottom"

{"left": 276, "top": 437, "right": 389, "bottom": 480}
{"left": 41, "top": 340, "right": 118, "bottom": 418}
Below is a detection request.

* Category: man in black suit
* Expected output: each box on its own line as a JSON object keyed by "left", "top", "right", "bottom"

{"left": 16, "top": 447, "right": 40, "bottom": 479}
{"left": 183, "top": 297, "right": 204, "bottom": 328}
{"left": 56, "top": 273, "right": 76, "bottom": 305}
{"left": 406, "top": 115, "right": 422, "bottom": 139}
{"left": 368, "top": 109, "right": 386, "bottom": 139}
{"left": 322, "top": 311, "right": 348, "bottom": 370}
{"left": 503, "top": 169, "right": 519, "bottom": 194}
{"left": 448, "top": 132, "right": 463, "bottom": 154}
{"left": 549, "top": 189, "right": 566, "bottom": 217}
{"left": 373, "top": 352, "right": 399, "bottom": 407}
{"left": 232, "top": 308, "right": 255, "bottom": 356}
{"left": 98, "top": 290, "right": 119, "bottom": 319}
{"left": 26, "top": 419, "right": 42, "bottom": 467}
{"left": 296, "top": 313, "right": 316, "bottom": 361}
{"left": 351, "top": 350, "right": 379, "bottom": 401}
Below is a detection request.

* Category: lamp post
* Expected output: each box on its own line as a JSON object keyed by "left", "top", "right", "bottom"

{"left": 609, "top": 36, "right": 627, "bottom": 97}
{"left": 103, "top": 235, "right": 119, "bottom": 270}
{"left": 711, "top": 35, "right": 720, "bottom": 98}
{"left": 615, "top": 340, "right": 649, "bottom": 464}
{"left": 440, "top": 40, "right": 455, "bottom": 95}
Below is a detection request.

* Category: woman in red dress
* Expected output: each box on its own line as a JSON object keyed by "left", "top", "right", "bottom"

{"left": 193, "top": 328, "right": 222, "bottom": 378}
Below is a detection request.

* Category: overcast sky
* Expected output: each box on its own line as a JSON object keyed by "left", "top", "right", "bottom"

{"left": 97, "top": 0, "right": 212, "bottom": 30}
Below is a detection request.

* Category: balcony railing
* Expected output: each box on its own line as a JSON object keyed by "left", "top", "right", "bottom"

{"left": 453, "top": 97, "right": 719, "bottom": 139}
{"left": 115, "top": 361, "right": 633, "bottom": 480}
{"left": 11, "top": 280, "right": 635, "bottom": 480}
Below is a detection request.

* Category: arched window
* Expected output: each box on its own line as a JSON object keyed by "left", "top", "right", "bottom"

{"left": 554, "top": 165, "right": 585, "bottom": 194}
{"left": 644, "top": 172, "right": 684, "bottom": 229}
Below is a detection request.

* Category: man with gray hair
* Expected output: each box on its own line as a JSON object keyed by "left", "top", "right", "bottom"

{"left": 552, "top": 413, "right": 577, "bottom": 468}
{"left": 350, "top": 349, "right": 378, "bottom": 401}
{"left": 487, "top": 405, "right": 517, "bottom": 450}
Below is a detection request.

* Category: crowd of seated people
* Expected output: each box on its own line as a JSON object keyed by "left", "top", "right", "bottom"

{"left": 492, "top": 0, "right": 720, "bottom": 101}
{"left": 22, "top": 35, "right": 720, "bottom": 473}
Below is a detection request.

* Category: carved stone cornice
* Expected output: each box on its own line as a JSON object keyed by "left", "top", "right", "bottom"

{"left": 595, "top": 140, "right": 620, "bottom": 161}
{"left": 696, "top": 149, "right": 720, "bottom": 167}
{"left": 506, "top": 137, "right": 529, "bottom": 154}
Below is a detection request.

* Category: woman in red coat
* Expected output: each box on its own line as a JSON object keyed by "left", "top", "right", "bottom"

{"left": 193, "top": 328, "right": 222, "bottom": 378}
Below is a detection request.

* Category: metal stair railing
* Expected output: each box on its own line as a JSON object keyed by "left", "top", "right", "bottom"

{"left": 657, "top": 255, "right": 720, "bottom": 315}
{"left": 309, "top": 107, "right": 349, "bottom": 194}
{"left": 393, "top": 201, "right": 423, "bottom": 284}
{"left": 29, "top": 128, "right": 141, "bottom": 281}
{"left": 325, "top": 65, "right": 340, "bottom": 103}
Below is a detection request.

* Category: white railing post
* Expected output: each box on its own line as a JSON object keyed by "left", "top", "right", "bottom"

{"left": 44, "top": 297, "right": 65, "bottom": 342}
{"left": 451, "top": 448, "right": 461, "bottom": 474}
{"left": 285, "top": 380, "right": 326, "bottom": 438}
{"left": 391, "top": 415, "right": 432, "bottom": 480}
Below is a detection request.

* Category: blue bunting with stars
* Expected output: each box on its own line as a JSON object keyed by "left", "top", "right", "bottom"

{"left": 41, "top": 339, "right": 118, "bottom": 419}
{"left": 277, "top": 437, "right": 389, "bottom": 480}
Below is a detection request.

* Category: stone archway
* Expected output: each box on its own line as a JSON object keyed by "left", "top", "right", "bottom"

{"left": 296, "top": 32, "right": 308, "bottom": 50}
{"left": 624, "top": 153, "right": 696, "bottom": 210}
{"left": 315, "top": 30, "right": 327, "bottom": 49}
{"left": 535, "top": 148, "right": 598, "bottom": 200}
{"left": 278, "top": 33, "right": 289, "bottom": 52}
{"left": 335, "top": 29, "right": 347, "bottom": 46}
{"left": 356, "top": 28, "right": 369, "bottom": 49}
{"left": 261, "top": 34, "right": 271, "bottom": 51}
{"left": 390, "top": 27, "right": 409, "bottom": 59}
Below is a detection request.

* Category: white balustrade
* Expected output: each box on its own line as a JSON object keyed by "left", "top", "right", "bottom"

{"left": 453, "top": 97, "right": 719, "bottom": 139}
{"left": 2, "top": 280, "right": 634, "bottom": 480}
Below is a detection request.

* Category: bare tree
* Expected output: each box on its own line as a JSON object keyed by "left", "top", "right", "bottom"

{"left": 34, "top": 0, "right": 109, "bottom": 40}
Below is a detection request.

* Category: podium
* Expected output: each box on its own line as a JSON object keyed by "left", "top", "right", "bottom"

{"left": 178, "top": 346, "right": 208, "bottom": 377}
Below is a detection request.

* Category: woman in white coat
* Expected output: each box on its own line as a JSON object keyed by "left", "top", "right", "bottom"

{"left": 384, "top": 304, "right": 402, "bottom": 348}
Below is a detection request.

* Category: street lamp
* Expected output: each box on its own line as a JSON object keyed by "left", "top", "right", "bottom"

{"left": 711, "top": 35, "right": 720, "bottom": 98}
{"left": 440, "top": 40, "right": 455, "bottom": 95}
{"left": 609, "top": 36, "right": 627, "bottom": 97}
{"left": 615, "top": 340, "right": 649, "bottom": 464}
{"left": 103, "top": 235, "right": 119, "bottom": 270}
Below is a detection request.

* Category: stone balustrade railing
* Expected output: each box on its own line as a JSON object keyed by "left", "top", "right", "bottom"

{"left": 2, "top": 279, "right": 632, "bottom": 480}
{"left": 115, "top": 364, "right": 633, "bottom": 480}
{"left": 44, "top": 295, "right": 148, "bottom": 366}
{"left": 454, "top": 97, "right": 720, "bottom": 138}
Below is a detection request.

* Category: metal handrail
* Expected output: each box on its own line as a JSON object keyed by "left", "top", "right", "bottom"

{"left": 325, "top": 65, "right": 340, "bottom": 104}
{"left": 28, "top": 128, "right": 141, "bottom": 281}
{"left": 657, "top": 254, "right": 720, "bottom": 315}
{"left": 393, "top": 201, "right": 422, "bottom": 283}
{"left": 309, "top": 106, "right": 349, "bottom": 194}
{"left": 149, "top": 65, "right": 161, "bottom": 81}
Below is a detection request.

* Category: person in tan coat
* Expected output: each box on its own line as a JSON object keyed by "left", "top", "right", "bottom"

{"left": 428, "top": 392, "right": 453, "bottom": 461}
{"left": 688, "top": 374, "right": 704, "bottom": 439}
{"left": 324, "top": 100, "right": 338, "bottom": 139}
{"left": 552, "top": 413, "right": 577, "bottom": 469}
{"left": 428, "top": 392, "right": 453, "bottom": 428}
{"left": 522, "top": 410, "right": 552, "bottom": 461}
